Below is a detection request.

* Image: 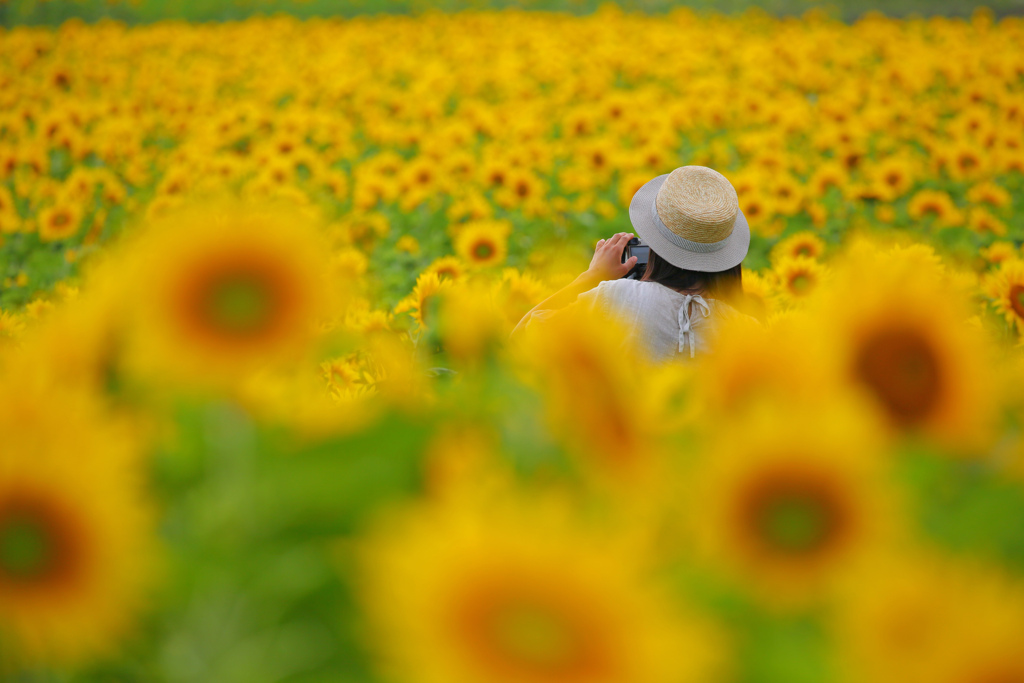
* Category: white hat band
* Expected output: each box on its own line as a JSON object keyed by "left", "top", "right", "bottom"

{"left": 650, "top": 201, "right": 730, "bottom": 254}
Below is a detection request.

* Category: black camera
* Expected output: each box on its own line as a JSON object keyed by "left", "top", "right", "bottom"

{"left": 621, "top": 237, "right": 650, "bottom": 280}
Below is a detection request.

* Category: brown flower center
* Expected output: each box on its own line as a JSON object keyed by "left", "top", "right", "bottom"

{"left": 473, "top": 241, "right": 494, "bottom": 261}
{"left": 739, "top": 469, "right": 849, "bottom": 560}
{"left": 179, "top": 254, "right": 296, "bottom": 348}
{"left": 854, "top": 327, "right": 941, "bottom": 426}
{"left": 454, "top": 576, "right": 612, "bottom": 682}
{"left": 1009, "top": 284, "right": 1024, "bottom": 320}
{"left": 0, "top": 497, "right": 81, "bottom": 589}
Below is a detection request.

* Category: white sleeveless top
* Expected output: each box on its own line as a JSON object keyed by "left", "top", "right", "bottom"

{"left": 568, "top": 279, "right": 753, "bottom": 363}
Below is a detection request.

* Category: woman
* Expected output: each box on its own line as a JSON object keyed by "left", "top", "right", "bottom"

{"left": 513, "top": 166, "right": 753, "bottom": 362}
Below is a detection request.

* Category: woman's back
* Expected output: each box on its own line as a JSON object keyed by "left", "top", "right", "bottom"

{"left": 577, "top": 278, "right": 753, "bottom": 363}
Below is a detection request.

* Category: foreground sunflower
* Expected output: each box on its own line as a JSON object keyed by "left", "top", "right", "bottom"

{"left": 514, "top": 306, "right": 661, "bottom": 480}
{"left": 833, "top": 554, "right": 1024, "bottom": 683}
{"left": 686, "top": 400, "right": 899, "bottom": 606}
{"left": 117, "top": 201, "right": 337, "bottom": 389}
{"left": 357, "top": 489, "right": 725, "bottom": 683}
{"left": 0, "top": 383, "right": 156, "bottom": 670}
{"left": 818, "top": 244, "right": 995, "bottom": 448}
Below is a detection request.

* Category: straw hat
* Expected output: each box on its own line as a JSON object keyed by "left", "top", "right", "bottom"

{"left": 628, "top": 166, "right": 750, "bottom": 273}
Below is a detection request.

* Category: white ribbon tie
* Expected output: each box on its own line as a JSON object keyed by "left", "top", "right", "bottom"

{"left": 678, "top": 294, "right": 711, "bottom": 358}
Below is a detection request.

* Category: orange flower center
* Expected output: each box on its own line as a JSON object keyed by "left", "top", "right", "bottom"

{"left": 854, "top": 327, "right": 941, "bottom": 426}
{"left": 788, "top": 272, "right": 813, "bottom": 295}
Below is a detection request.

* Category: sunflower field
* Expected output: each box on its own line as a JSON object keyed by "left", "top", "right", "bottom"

{"left": 2, "top": 3, "right": 1024, "bottom": 682}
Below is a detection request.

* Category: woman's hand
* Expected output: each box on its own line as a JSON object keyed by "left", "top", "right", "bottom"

{"left": 585, "top": 232, "right": 637, "bottom": 282}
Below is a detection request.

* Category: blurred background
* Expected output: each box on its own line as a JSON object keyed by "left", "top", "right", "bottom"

{"left": 1, "top": 0, "right": 1022, "bottom": 24}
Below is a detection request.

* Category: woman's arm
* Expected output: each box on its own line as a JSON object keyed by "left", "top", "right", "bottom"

{"left": 511, "top": 231, "right": 638, "bottom": 336}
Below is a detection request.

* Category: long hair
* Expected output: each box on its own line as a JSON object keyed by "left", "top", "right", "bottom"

{"left": 640, "top": 249, "right": 743, "bottom": 301}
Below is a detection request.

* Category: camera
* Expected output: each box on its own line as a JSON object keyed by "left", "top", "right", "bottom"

{"left": 621, "top": 237, "right": 650, "bottom": 280}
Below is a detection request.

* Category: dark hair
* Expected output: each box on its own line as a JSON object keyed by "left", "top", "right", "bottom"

{"left": 640, "top": 249, "right": 743, "bottom": 300}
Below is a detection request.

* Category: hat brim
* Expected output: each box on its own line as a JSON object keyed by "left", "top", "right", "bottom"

{"left": 628, "top": 174, "right": 750, "bottom": 273}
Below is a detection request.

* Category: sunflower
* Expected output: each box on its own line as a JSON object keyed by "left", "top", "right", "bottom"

{"left": 397, "top": 271, "right": 452, "bottom": 332}
{"left": 738, "top": 268, "right": 779, "bottom": 320}
{"left": 770, "top": 175, "right": 804, "bottom": 215}
{"left": 834, "top": 555, "right": 1024, "bottom": 683}
{"left": 447, "top": 192, "right": 494, "bottom": 224}
{"left": 496, "top": 269, "right": 548, "bottom": 329}
{"left": 818, "top": 245, "right": 995, "bottom": 447}
{"left": 808, "top": 162, "right": 848, "bottom": 197}
{"left": 980, "top": 241, "right": 1018, "bottom": 266}
{"left": 618, "top": 171, "right": 654, "bottom": 208}
{"left": 908, "top": 189, "right": 963, "bottom": 228}
{"left": 0, "top": 309, "right": 25, "bottom": 345}
{"left": 38, "top": 203, "right": 82, "bottom": 242}
{"left": 356, "top": 489, "right": 725, "bottom": 683}
{"left": 515, "top": 306, "right": 673, "bottom": 482}
{"left": 456, "top": 221, "right": 508, "bottom": 269}
{"left": 495, "top": 170, "right": 544, "bottom": 210}
{"left": 967, "top": 181, "right": 1012, "bottom": 208}
{"left": 686, "top": 400, "right": 898, "bottom": 606}
{"left": 946, "top": 141, "right": 987, "bottom": 181}
{"left": 117, "top": 201, "right": 337, "bottom": 389}
{"left": 0, "top": 210, "right": 20, "bottom": 236}
{"left": 984, "top": 258, "right": 1024, "bottom": 336}
{"left": 967, "top": 207, "right": 1007, "bottom": 237}
{"left": 696, "top": 313, "right": 827, "bottom": 413}
{"left": 396, "top": 235, "right": 420, "bottom": 255}
{"left": 0, "top": 383, "right": 156, "bottom": 669}
{"left": 738, "top": 191, "right": 775, "bottom": 229}
{"left": 424, "top": 256, "right": 466, "bottom": 282}
{"left": 774, "top": 255, "right": 827, "bottom": 304}
{"left": 770, "top": 232, "right": 826, "bottom": 265}
{"left": 868, "top": 156, "right": 915, "bottom": 200}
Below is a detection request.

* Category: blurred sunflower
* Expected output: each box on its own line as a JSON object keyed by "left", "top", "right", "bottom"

{"left": 357, "top": 489, "right": 725, "bottom": 683}
{"left": 984, "top": 258, "right": 1024, "bottom": 336}
{"left": 687, "top": 400, "right": 898, "bottom": 606}
{"left": 396, "top": 271, "right": 452, "bottom": 333}
{"left": 738, "top": 269, "right": 779, "bottom": 321}
{"left": 833, "top": 554, "right": 1024, "bottom": 683}
{"left": 396, "top": 235, "right": 421, "bottom": 255}
{"left": 496, "top": 269, "right": 548, "bottom": 329}
{"left": 515, "top": 306, "right": 660, "bottom": 480}
{"left": 770, "top": 232, "right": 826, "bottom": 264}
{"left": 37, "top": 203, "right": 82, "bottom": 242}
{"left": 967, "top": 207, "right": 1007, "bottom": 237}
{"left": 424, "top": 256, "right": 466, "bottom": 282}
{"left": 118, "top": 201, "right": 338, "bottom": 389}
{"left": 0, "top": 384, "right": 156, "bottom": 669}
{"left": 980, "top": 241, "right": 1018, "bottom": 266}
{"left": 820, "top": 246, "right": 995, "bottom": 447}
{"left": 455, "top": 221, "right": 509, "bottom": 269}
{"left": 967, "top": 181, "right": 1011, "bottom": 208}
{"left": 908, "top": 190, "right": 963, "bottom": 228}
